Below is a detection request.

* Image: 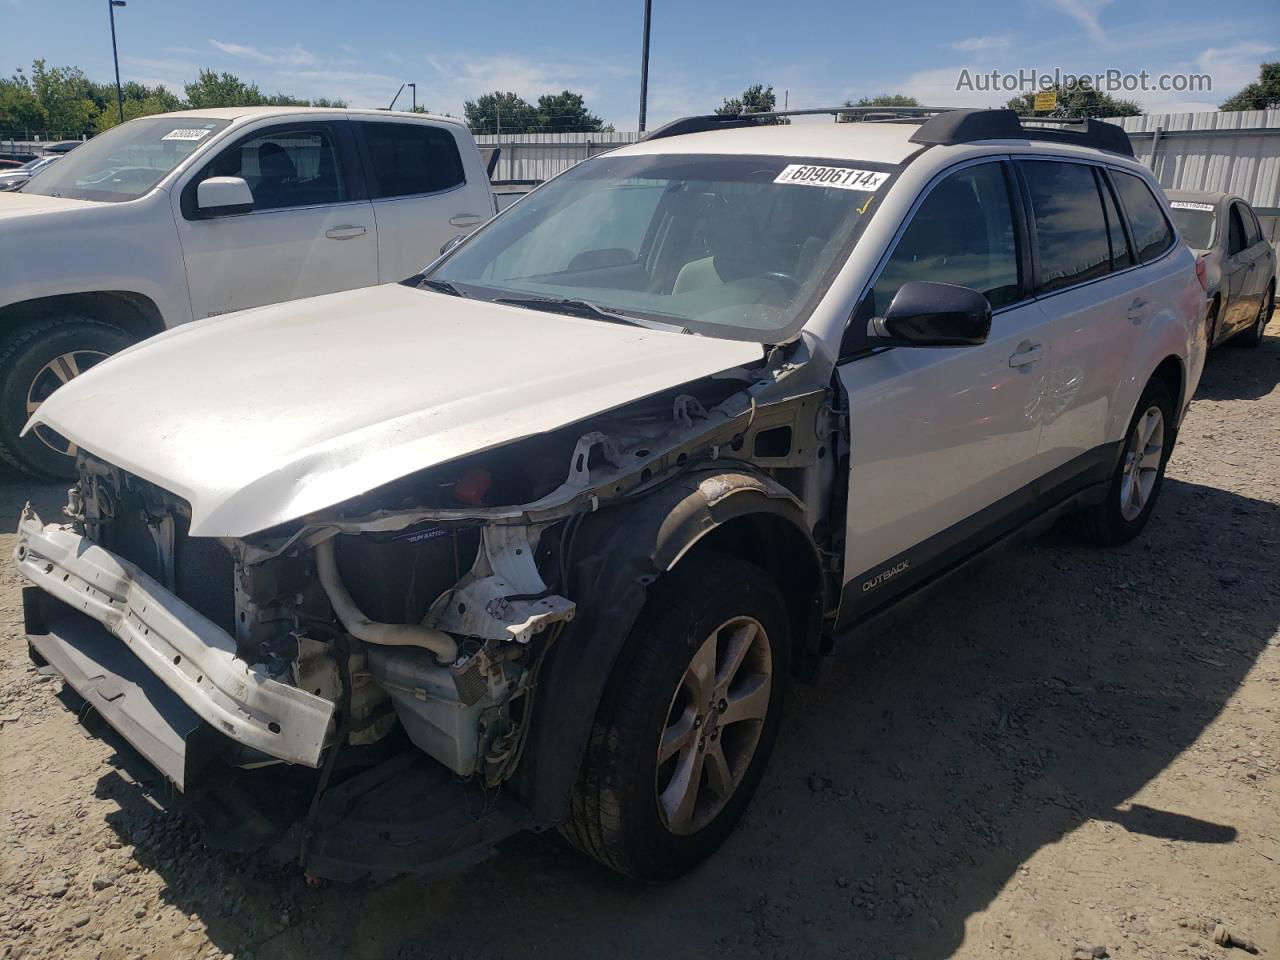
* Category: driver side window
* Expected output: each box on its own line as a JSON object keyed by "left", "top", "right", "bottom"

{"left": 204, "top": 125, "right": 346, "bottom": 212}
{"left": 861, "top": 161, "right": 1021, "bottom": 320}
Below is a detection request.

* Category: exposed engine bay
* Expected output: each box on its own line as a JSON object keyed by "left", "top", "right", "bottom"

{"left": 25, "top": 351, "right": 836, "bottom": 807}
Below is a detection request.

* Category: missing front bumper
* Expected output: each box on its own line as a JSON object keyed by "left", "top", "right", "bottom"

{"left": 15, "top": 508, "right": 334, "bottom": 778}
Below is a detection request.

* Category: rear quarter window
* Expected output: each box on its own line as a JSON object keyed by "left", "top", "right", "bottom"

{"left": 361, "top": 122, "right": 466, "bottom": 199}
{"left": 1111, "top": 171, "right": 1175, "bottom": 263}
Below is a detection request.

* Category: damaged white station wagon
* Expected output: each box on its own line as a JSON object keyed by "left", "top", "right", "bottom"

{"left": 15, "top": 108, "right": 1206, "bottom": 882}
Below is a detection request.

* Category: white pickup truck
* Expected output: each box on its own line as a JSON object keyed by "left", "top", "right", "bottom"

{"left": 0, "top": 107, "right": 496, "bottom": 478}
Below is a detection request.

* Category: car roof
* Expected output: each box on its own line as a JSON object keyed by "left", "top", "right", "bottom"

{"left": 611, "top": 116, "right": 1143, "bottom": 169}
{"left": 1166, "top": 189, "right": 1237, "bottom": 207}
{"left": 144, "top": 105, "right": 467, "bottom": 127}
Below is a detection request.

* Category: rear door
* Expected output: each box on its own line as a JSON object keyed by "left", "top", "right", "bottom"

{"left": 1028, "top": 161, "right": 1176, "bottom": 476}
{"left": 1239, "top": 202, "right": 1271, "bottom": 307}
{"left": 837, "top": 158, "right": 1054, "bottom": 617}
{"left": 174, "top": 120, "right": 378, "bottom": 320}
{"left": 354, "top": 117, "right": 494, "bottom": 282}
{"left": 1222, "top": 202, "right": 1256, "bottom": 332}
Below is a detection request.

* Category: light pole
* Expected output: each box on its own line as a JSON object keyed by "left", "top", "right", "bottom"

{"left": 108, "top": 0, "right": 126, "bottom": 125}
{"left": 638, "top": 0, "right": 652, "bottom": 132}
{"left": 408, "top": 82, "right": 416, "bottom": 111}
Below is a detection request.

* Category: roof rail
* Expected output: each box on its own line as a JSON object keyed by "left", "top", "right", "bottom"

{"left": 642, "top": 105, "right": 1136, "bottom": 157}
{"left": 909, "top": 108, "right": 1135, "bottom": 157}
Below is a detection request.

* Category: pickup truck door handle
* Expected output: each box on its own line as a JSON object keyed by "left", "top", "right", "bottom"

{"left": 1127, "top": 297, "right": 1150, "bottom": 324}
{"left": 1008, "top": 340, "right": 1044, "bottom": 367}
{"left": 449, "top": 214, "right": 485, "bottom": 228}
{"left": 324, "top": 225, "right": 368, "bottom": 241}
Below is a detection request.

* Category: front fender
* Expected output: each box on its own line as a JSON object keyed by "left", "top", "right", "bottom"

{"left": 511, "top": 467, "right": 815, "bottom": 825}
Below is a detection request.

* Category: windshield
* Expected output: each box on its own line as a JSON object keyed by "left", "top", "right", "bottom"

{"left": 427, "top": 153, "right": 894, "bottom": 342}
{"left": 23, "top": 116, "right": 230, "bottom": 202}
{"left": 1169, "top": 202, "right": 1217, "bottom": 250}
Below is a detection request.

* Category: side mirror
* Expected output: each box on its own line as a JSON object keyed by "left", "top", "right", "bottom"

{"left": 871, "top": 280, "right": 992, "bottom": 347}
{"left": 439, "top": 233, "right": 466, "bottom": 256}
{"left": 196, "top": 176, "right": 254, "bottom": 217}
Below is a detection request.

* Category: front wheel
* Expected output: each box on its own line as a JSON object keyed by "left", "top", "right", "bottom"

{"left": 562, "top": 553, "right": 790, "bottom": 880}
{"left": 0, "top": 318, "right": 133, "bottom": 479}
{"left": 1072, "top": 378, "right": 1175, "bottom": 546}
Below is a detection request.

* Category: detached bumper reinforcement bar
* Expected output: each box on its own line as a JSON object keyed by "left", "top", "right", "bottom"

{"left": 14, "top": 507, "right": 334, "bottom": 776}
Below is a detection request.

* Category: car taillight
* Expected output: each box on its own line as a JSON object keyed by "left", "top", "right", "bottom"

{"left": 1195, "top": 255, "right": 1208, "bottom": 291}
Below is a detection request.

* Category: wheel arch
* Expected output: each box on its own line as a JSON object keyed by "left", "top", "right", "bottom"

{"left": 511, "top": 467, "right": 827, "bottom": 825}
{"left": 0, "top": 291, "right": 165, "bottom": 343}
{"left": 1149, "top": 354, "right": 1186, "bottom": 427}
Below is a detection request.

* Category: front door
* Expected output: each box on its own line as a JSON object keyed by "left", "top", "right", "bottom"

{"left": 837, "top": 159, "right": 1052, "bottom": 618}
{"left": 173, "top": 121, "right": 378, "bottom": 320}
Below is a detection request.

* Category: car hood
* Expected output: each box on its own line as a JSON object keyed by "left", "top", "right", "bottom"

{"left": 29, "top": 284, "right": 762, "bottom": 537}
{"left": 0, "top": 191, "right": 100, "bottom": 217}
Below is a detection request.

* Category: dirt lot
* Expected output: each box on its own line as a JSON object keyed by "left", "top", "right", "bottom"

{"left": 1, "top": 332, "right": 1278, "bottom": 960}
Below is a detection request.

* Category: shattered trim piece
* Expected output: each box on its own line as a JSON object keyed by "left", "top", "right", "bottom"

{"left": 14, "top": 507, "right": 334, "bottom": 767}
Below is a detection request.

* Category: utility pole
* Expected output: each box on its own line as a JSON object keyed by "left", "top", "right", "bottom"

{"left": 638, "top": 0, "right": 652, "bottom": 132}
{"left": 408, "top": 82, "right": 416, "bottom": 111}
{"left": 108, "top": 0, "right": 126, "bottom": 125}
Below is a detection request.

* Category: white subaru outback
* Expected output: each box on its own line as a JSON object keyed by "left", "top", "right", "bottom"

{"left": 14, "top": 108, "right": 1206, "bottom": 883}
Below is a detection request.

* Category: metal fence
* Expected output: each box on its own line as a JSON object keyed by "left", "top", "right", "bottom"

{"left": 476, "top": 131, "right": 639, "bottom": 182}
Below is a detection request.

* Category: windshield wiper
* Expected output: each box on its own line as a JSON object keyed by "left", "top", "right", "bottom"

{"left": 408, "top": 276, "right": 467, "bottom": 297}
{"left": 494, "top": 296, "right": 687, "bottom": 333}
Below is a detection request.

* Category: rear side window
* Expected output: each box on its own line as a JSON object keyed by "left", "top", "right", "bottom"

{"left": 361, "top": 122, "right": 465, "bottom": 198}
{"left": 1242, "top": 204, "right": 1262, "bottom": 245}
{"left": 1020, "top": 160, "right": 1112, "bottom": 292}
{"left": 1111, "top": 171, "right": 1175, "bottom": 263}
{"left": 1099, "top": 173, "right": 1133, "bottom": 269}
{"left": 1227, "top": 204, "right": 1248, "bottom": 255}
{"left": 863, "top": 161, "right": 1022, "bottom": 315}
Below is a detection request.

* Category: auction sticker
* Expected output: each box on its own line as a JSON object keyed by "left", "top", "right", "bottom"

{"left": 774, "top": 164, "right": 888, "bottom": 191}
{"left": 1170, "top": 201, "right": 1214, "bottom": 212}
{"left": 161, "top": 128, "right": 213, "bottom": 142}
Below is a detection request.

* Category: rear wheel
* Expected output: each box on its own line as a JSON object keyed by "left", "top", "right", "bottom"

{"left": 562, "top": 554, "right": 790, "bottom": 880}
{"left": 1241, "top": 283, "right": 1274, "bottom": 349}
{"left": 1072, "top": 379, "right": 1175, "bottom": 546}
{"left": 0, "top": 318, "right": 133, "bottom": 479}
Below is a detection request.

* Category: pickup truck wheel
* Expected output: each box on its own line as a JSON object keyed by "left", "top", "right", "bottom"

{"left": 1071, "top": 378, "right": 1174, "bottom": 546}
{"left": 562, "top": 553, "right": 789, "bottom": 881}
{"left": 0, "top": 318, "right": 133, "bottom": 479}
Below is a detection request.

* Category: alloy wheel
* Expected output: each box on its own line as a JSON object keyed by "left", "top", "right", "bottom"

{"left": 1119, "top": 405, "right": 1164, "bottom": 522}
{"left": 25, "top": 349, "right": 108, "bottom": 456}
{"left": 656, "top": 616, "right": 772, "bottom": 836}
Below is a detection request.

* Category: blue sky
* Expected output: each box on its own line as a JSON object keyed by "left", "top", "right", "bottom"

{"left": 3, "top": 0, "right": 1277, "bottom": 127}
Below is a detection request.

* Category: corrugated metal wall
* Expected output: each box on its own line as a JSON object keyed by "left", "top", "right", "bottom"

{"left": 1107, "top": 109, "right": 1280, "bottom": 209}
{"left": 475, "top": 131, "right": 639, "bottom": 182}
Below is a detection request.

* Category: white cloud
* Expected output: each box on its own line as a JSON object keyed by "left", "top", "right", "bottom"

{"left": 208, "top": 40, "right": 317, "bottom": 67}
{"left": 274, "top": 69, "right": 402, "bottom": 107}
{"left": 898, "top": 66, "right": 1009, "bottom": 108}
{"left": 951, "top": 35, "right": 1011, "bottom": 53}
{"left": 1045, "top": 0, "right": 1112, "bottom": 43}
{"left": 1194, "top": 42, "right": 1276, "bottom": 101}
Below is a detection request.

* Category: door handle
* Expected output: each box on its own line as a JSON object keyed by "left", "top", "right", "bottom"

{"left": 449, "top": 214, "right": 484, "bottom": 228}
{"left": 325, "top": 225, "right": 368, "bottom": 240}
{"left": 1008, "top": 341, "right": 1044, "bottom": 367}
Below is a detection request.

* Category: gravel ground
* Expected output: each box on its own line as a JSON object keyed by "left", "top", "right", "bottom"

{"left": 1, "top": 330, "right": 1278, "bottom": 960}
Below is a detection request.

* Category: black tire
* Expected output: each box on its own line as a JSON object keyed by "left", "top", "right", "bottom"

{"left": 561, "top": 553, "right": 790, "bottom": 881}
{"left": 1072, "top": 378, "right": 1175, "bottom": 546}
{"left": 0, "top": 318, "right": 133, "bottom": 479}
{"left": 1240, "top": 283, "right": 1274, "bottom": 349}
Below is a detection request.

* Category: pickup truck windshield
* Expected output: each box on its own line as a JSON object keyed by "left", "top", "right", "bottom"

{"left": 23, "top": 117, "right": 230, "bottom": 202}
{"left": 427, "top": 152, "right": 893, "bottom": 342}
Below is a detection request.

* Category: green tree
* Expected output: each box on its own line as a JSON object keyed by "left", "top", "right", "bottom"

{"left": 1004, "top": 83, "right": 1141, "bottom": 118}
{"left": 1220, "top": 62, "right": 1280, "bottom": 110}
{"left": 183, "top": 69, "right": 268, "bottom": 109}
{"left": 535, "top": 90, "right": 604, "bottom": 132}
{"left": 464, "top": 91, "right": 537, "bottom": 134}
{"left": 29, "top": 60, "right": 100, "bottom": 135}
{"left": 0, "top": 67, "right": 48, "bottom": 132}
{"left": 715, "top": 83, "right": 777, "bottom": 117}
{"left": 93, "top": 81, "right": 183, "bottom": 132}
